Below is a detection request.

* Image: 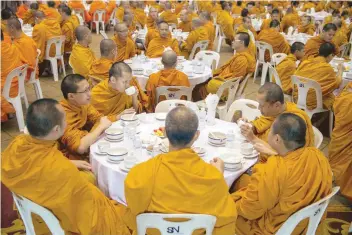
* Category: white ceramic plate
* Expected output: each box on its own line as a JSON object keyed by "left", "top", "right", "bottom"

{"left": 105, "top": 136, "right": 123, "bottom": 142}
{"left": 155, "top": 113, "right": 167, "bottom": 121}
{"left": 107, "top": 147, "right": 128, "bottom": 156}
{"left": 192, "top": 146, "right": 206, "bottom": 155}
{"left": 208, "top": 141, "right": 226, "bottom": 147}
{"left": 107, "top": 158, "right": 123, "bottom": 164}
{"left": 243, "top": 150, "right": 259, "bottom": 159}
{"left": 94, "top": 150, "right": 107, "bottom": 156}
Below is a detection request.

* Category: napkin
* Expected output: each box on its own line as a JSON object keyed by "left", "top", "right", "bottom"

{"left": 205, "top": 94, "right": 219, "bottom": 125}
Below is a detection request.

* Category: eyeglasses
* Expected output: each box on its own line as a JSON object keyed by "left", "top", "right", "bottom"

{"left": 74, "top": 86, "right": 91, "bottom": 94}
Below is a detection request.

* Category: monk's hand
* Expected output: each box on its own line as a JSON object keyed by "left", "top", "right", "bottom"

{"left": 99, "top": 116, "right": 112, "bottom": 130}
{"left": 210, "top": 157, "right": 224, "bottom": 173}
{"left": 71, "top": 160, "right": 92, "bottom": 171}
{"left": 253, "top": 143, "right": 278, "bottom": 156}
{"left": 240, "top": 124, "right": 255, "bottom": 142}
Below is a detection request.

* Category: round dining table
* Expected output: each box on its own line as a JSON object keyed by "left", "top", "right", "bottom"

{"left": 90, "top": 113, "right": 258, "bottom": 206}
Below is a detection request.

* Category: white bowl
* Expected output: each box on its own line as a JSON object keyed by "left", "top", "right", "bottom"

{"left": 125, "top": 86, "right": 136, "bottom": 96}
{"left": 219, "top": 153, "right": 242, "bottom": 169}
{"left": 107, "top": 147, "right": 128, "bottom": 161}
{"left": 208, "top": 132, "right": 226, "bottom": 145}
{"left": 105, "top": 128, "right": 124, "bottom": 140}
{"left": 121, "top": 114, "right": 139, "bottom": 123}
{"left": 241, "top": 143, "right": 254, "bottom": 155}
{"left": 97, "top": 141, "right": 110, "bottom": 153}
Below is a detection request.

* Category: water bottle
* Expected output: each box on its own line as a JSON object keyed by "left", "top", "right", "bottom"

{"left": 226, "top": 130, "right": 235, "bottom": 148}
{"left": 133, "top": 136, "right": 142, "bottom": 157}
{"left": 198, "top": 108, "right": 206, "bottom": 130}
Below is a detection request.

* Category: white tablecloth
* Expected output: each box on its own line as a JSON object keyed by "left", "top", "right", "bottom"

{"left": 90, "top": 113, "right": 258, "bottom": 205}
{"left": 137, "top": 29, "right": 189, "bottom": 42}
{"left": 330, "top": 60, "right": 352, "bottom": 95}
{"left": 284, "top": 33, "right": 313, "bottom": 45}
{"left": 126, "top": 57, "right": 212, "bottom": 90}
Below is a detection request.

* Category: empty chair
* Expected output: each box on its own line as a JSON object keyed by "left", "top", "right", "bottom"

{"left": 271, "top": 53, "right": 287, "bottom": 66}
{"left": 156, "top": 86, "right": 193, "bottom": 104}
{"left": 91, "top": 10, "right": 106, "bottom": 34}
{"left": 215, "top": 26, "right": 226, "bottom": 53}
{"left": 189, "top": 40, "right": 209, "bottom": 60}
{"left": 12, "top": 193, "right": 65, "bottom": 235}
{"left": 155, "top": 100, "right": 198, "bottom": 113}
{"left": 194, "top": 50, "right": 220, "bottom": 71}
{"left": 44, "top": 36, "right": 66, "bottom": 82}
{"left": 3, "top": 64, "right": 29, "bottom": 131}
{"left": 276, "top": 187, "right": 340, "bottom": 235}
{"left": 312, "top": 126, "right": 323, "bottom": 149}
{"left": 225, "top": 99, "right": 261, "bottom": 122}
{"left": 137, "top": 213, "right": 217, "bottom": 235}
{"left": 291, "top": 75, "right": 333, "bottom": 136}
{"left": 254, "top": 41, "right": 274, "bottom": 85}
{"left": 27, "top": 49, "right": 43, "bottom": 100}
{"left": 267, "top": 63, "right": 292, "bottom": 101}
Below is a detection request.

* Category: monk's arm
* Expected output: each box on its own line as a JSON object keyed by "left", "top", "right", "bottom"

{"left": 32, "top": 25, "right": 46, "bottom": 62}
{"left": 172, "top": 39, "right": 181, "bottom": 55}
{"left": 231, "top": 56, "right": 248, "bottom": 78}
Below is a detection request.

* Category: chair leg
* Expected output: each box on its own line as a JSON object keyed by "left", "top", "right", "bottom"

{"left": 260, "top": 63, "right": 268, "bottom": 85}
{"left": 329, "top": 111, "right": 334, "bottom": 137}
{"left": 12, "top": 98, "right": 25, "bottom": 132}
{"left": 102, "top": 22, "right": 105, "bottom": 32}
{"left": 60, "top": 56, "right": 66, "bottom": 76}
{"left": 253, "top": 60, "right": 260, "bottom": 83}
{"left": 96, "top": 22, "right": 99, "bottom": 34}
{"left": 33, "top": 80, "right": 44, "bottom": 99}
{"left": 49, "top": 58, "right": 59, "bottom": 82}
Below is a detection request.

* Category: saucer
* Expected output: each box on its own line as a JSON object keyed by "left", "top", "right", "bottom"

{"left": 155, "top": 113, "right": 167, "bottom": 121}
{"left": 208, "top": 141, "right": 226, "bottom": 147}
{"left": 105, "top": 136, "right": 124, "bottom": 142}
{"left": 120, "top": 164, "right": 131, "bottom": 172}
{"left": 243, "top": 150, "right": 259, "bottom": 159}
{"left": 224, "top": 166, "right": 242, "bottom": 172}
{"left": 94, "top": 150, "right": 107, "bottom": 156}
{"left": 107, "top": 158, "right": 123, "bottom": 164}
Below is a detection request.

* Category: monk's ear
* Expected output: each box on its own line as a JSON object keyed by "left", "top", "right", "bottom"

{"left": 67, "top": 92, "right": 75, "bottom": 100}
{"left": 193, "top": 130, "right": 200, "bottom": 142}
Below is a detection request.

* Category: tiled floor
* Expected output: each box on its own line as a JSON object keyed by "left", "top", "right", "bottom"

{"left": 0, "top": 31, "right": 330, "bottom": 156}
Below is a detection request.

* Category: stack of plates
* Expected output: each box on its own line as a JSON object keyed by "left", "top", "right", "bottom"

{"left": 220, "top": 152, "right": 243, "bottom": 172}
{"left": 105, "top": 127, "right": 124, "bottom": 142}
{"left": 106, "top": 147, "right": 128, "bottom": 163}
{"left": 208, "top": 132, "right": 226, "bottom": 147}
{"left": 192, "top": 146, "right": 206, "bottom": 157}
{"left": 242, "top": 149, "right": 259, "bottom": 159}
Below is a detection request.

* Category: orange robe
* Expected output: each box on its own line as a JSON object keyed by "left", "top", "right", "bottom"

{"left": 16, "top": 4, "right": 29, "bottom": 19}
{"left": 252, "top": 102, "right": 315, "bottom": 163}
{"left": 206, "top": 50, "right": 256, "bottom": 95}
{"left": 217, "top": 10, "right": 235, "bottom": 41}
{"left": 294, "top": 56, "right": 342, "bottom": 110}
{"left": 124, "top": 148, "right": 238, "bottom": 235}
{"left": 145, "top": 28, "right": 159, "bottom": 47}
{"left": 134, "top": 8, "right": 147, "bottom": 27}
{"left": 146, "top": 37, "right": 180, "bottom": 58}
{"left": 115, "top": 6, "right": 125, "bottom": 22}
{"left": 69, "top": 43, "right": 96, "bottom": 78}
{"left": 23, "top": 10, "right": 36, "bottom": 26}
{"left": 232, "top": 147, "right": 332, "bottom": 235}
{"left": 280, "top": 12, "right": 300, "bottom": 33}
{"left": 328, "top": 83, "right": 352, "bottom": 200}
{"left": 302, "top": 2, "right": 316, "bottom": 12}
{"left": 275, "top": 54, "right": 297, "bottom": 94}
{"left": 175, "top": 2, "right": 184, "bottom": 14}
{"left": 112, "top": 36, "right": 136, "bottom": 62}
{"left": 1, "top": 134, "right": 130, "bottom": 235}
{"left": 106, "top": 0, "right": 116, "bottom": 16}
{"left": 68, "top": 0, "right": 92, "bottom": 22}
{"left": 260, "top": 18, "right": 272, "bottom": 31}
{"left": 297, "top": 23, "right": 315, "bottom": 36}
{"left": 88, "top": 57, "right": 113, "bottom": 82}
{"left": 332, "top": 28, "right": 348, "bottom": 50}
{"left": 59, "top": 99, "right": 106, "bottom": 160}
{"left": 146, "top": 68, "right": 190, "bottom": 110}
{"left": 160, "top": 10, "right": 178, "bottom": 25}
{"left": 180, "top": 26, "right": 209, "bottom": 58}
{"left": 0, "top": 42, "right": 26, "bottom": 122}
{"left": 44, "top": 7, "right": 62, "bottom": 22}
{"left": 32, "top": 18, "right": 62, "bottom": 63}
{"left": 1, "top": 21, "right": 11, "bottom": 43}
{"left": 232, "top": 5, "right": 243, "bottom": 14}
{"left": 203, "top": 21, "right": 215, "bottom": 50}
{"left": 61, "top": 16, "right": 80, "bottom": 53}
{"left": 38, "top": 3, "right": 49, "bottom": 12}
{"left": 258, "top": 28, "right": 290, "bottom": 62}
{"left": 89, "top": 0, "right": 109, "bottom": 22}
{"left": 303, "top": 36, "right": 339, "bottom": 60}
{"left": 146, "top": 15, "right": 156, "bottom": 30}
{"left": 177, "top": 21, "right": 192, "bottom": 32}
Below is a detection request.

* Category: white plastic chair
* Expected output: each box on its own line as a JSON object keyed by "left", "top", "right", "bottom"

{"left": 73, "top": 8, "right": 85, "bottom": 23}
{"left": 312, "top": 126, "right": 323, "bottom": 149}
{"left": 194, "top": 50, "right": 220, "bottom": 71}
{"left": 155, "top": 100, "right": 198, "bottom": 113}
{"left": 109, "top": 8, "right": 117, "bottom": 27}
{"left": 216, "top": 26, "right": 226, "bottom": 53}
{"left": 91, "top": 10, "right": 106, "bottom": 34}
{"left": 339, "top": 43, "right": 351, "bottom": 58}
{"left": 225, "top": 99, "right": 261, "bottom": 122}
{"left": 189, "top": 40, "right": 209, "bottom": 60}
{"left": 235, "top": 73, "right": 252, "bottom": 99}
{"left": 27, "top": 49, "right": 43, "bottom": 100}
{"left": 3, "top": 64, "right": 28, "bottom": 131}
{"left": 136, "top": 213, "right": 217, "bottom": 235}
{"left": 267, "top": 63, "right": 292, "bottom": 101}
{"left": 271, "top": 53, "right": 287, "bottom": 66}
{"left": 291, "top": 75, "right": 333, "bottom": 137}
{"left": 287, "top": 26, "right": 294, "bottom": 36}
{"left": 12, "top": 193, "right": 64, "bottom": 235}
{"left": 100, "top": 30, "right": 108, "bottom": 39}
{"left": 168, "top": 23, "right": 177, "bottom": 32}
{"left": 44, "top": 36, "right": 66, "bottom": 82}
{"left": 276, "top": 187, "right": 340, "bottom": 235}
{"left": 156, "top": 86, "right": 193, "bottom": 103}
{"left": 254, "top": 41, "right": 274, "bottom": 85}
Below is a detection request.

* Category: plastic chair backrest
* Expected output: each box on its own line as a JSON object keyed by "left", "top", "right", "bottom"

{"left": 256, "top": 41, "right": 274, "bottom": 63}
{"left": 136, "top": 213, "right": 217, "bottom": 235}
{"left": 216, "top": 77, "right": 241, "bottom": 110}
{"left": 155, "top": 100, "right": 198, "bottom": 113}
{"left": 235, "top": 73, "right": 252, "bottom": 99}
{"left": 276, "top": 187, "right": 340, "bottom": 235}
{"left": 194, "top": 50, "right": 220, "bottom": 70}
{"left": 156, "top": 86, "right": 193, "bottom": 103}
{"left": 12, "top": 193, "right": 65, "bottom": 235}
{"left": 312, "top": 126, "right": 323, "bottom": 149}
{"left": 29, "top": 49, "right": 41, "bottom": 82}
{"left": 169, "top": 23, "right": 177, "bottom": 32}
{"left": 340, "top": 43, "right": 351, "bottom": 58}
{"left": 267, "top": 63, "right": 283, "bottom": 88}
{"left": 214, "top": 24, "right": 220, "bottom": 39}
{"left": 225, "top": 99, "right": 261, "bottom": 122}
{"left": 100, "top": 30, "right": 108, "bottom": 39}
{"left": 287, "top": 26, "right": 294, "bottom": 36}
{"left": 271, "top": 53, "right": 287, "bottom": 66}
{"left": 110, "top": 8, "right": 117, "bottom": 24}
{"left": 73, "top": 8, "right": 85, "bottom": 21}
{"left": 291, "top": 75, "right": 324, "bottom": 110}
{"left": 45, "top": 36, "right": 65, "bottom": 59}
{"left": 189, "top": 40, "right": 209, "bottom": 60}
{"left": 93, "top": 10, "right": 106, "bottom": 22}
{"left": 3, "top": 64, "right": 28, "bottom": 101}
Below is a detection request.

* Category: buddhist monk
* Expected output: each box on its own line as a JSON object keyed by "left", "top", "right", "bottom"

{"left": 233, "top": 113, "right": 332, "bottom": 235}
{"left": 258, "top": 19, "right": 290, "bottom": 62}
{"left": 177, "top": 10, "right": 191, "bottom": 32}
{"left": 294, "top": 42, "right": 342, "bottom": 110}
{"left": 206, "top": 32, "right": 255, "bottom": 95}
{"left": 304, "top": 23, "right": 339, "bottom": 60}
{"left": 180, "top": 18, "right": 208, "bottom": 59}
{"left": 0, "top": 30, "right": 27, "bottom": 122}
{"left": 88, "top": 39, "right": 116, "bottom": 85}
{"left": 145, "top": 17, "right": 162, "bottom": 47}
{"left": 69, "top": 26, "right": 96, "bottom": 78}
{"left": 146, "top": 6, "right": 158, "bottom": 29}
{"left": 2, "top": 98, "right": 131, "bottom": 235}
{"left": 239, "top": 83, "right": 314, "bottom": 164}
{"left": 68, "top": 0, "right": 91, "bottom": 23}
{"left": 160, "top": 1, "right": 178, "bottom": 25}
{"left": 280, "top": 7, "right": 300, "bottom": 33}
{"left": 59, "top": 5, "right": 79, "bottom": 53}
{"left": 89, "top": 0, "right": 108, "bottom": 23}
{"left": 23, "top": 2, "right": 39, "bottom": 26}
{"left": 59, "top": 74, "right": 114, "bottom": 160}
{"left": 217, "top": 1, "right": 235, "bottom": 42}
{"left": 44, "top": 1, "right": 62, "bottom": 22}
{"left": 332, "top": 17, "right": 348, "bottom": 52}
{"left": 232, "top": 1, "right": 243, "bottom": 14}
{"left": 297, "top": 15, "right": 315, "bottom": 35}
{"left": 134, "top": 1, "right": 147, "bottom": 28}
{"left": 302, "top": 1, "right": 316, "bottom": 12}
{"left": 275, "top": 42, "right": 305, "bottom": 95}
{"left": 235, "top": 16, "right": 257, "bottom": 58}
{"left": 1, "top": 8, "right": 14, "bottom": 43}
{"left": 329, "top": 82, "right": 352, "bottom": 201}
{"left": 123, "top": 11, "right": 137, "bottom": 33}
{"left": 185, "top": 4, "right": 198, "bottom": 21}
{"left": 260, "top": 8, "right": 280, "bottom": 31}
{"left": 112, "top": 23, "right": 136, "bottom": 62}
{"left": 124, "top": 106, "right": 238, "bottom": 234}
{"left": 32, "top": 10, "right": 62, "bottom": 65}
{"left": 199, "top": 11, "right": 215, "bottom": 50}
{"left": 115, "top": 1, "right": 129, "bottom": 23}
{"left": 91, "top": 62, "right": 146, "bottom": 119}
{"left": 146, "top": 21, "right": 180, "bottom": 58}
{"left": 146, "top": 50, "right": 190, "bottom": 110}
{"left": 7, "top": 18, "right": 38, "bottom": 81}
{"left": 325, "top": 1, "right": 343, "bottom": 13}
{"left": 16, "top": 1, "right": 30, "bottom": 19}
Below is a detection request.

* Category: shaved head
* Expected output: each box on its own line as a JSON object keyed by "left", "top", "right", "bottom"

{"left": 258, "top": 82, "right": 284, "bottom": 104}
{"left": 165, "top": 107, "right": 199, "bottom": 148}
{"left": 100, "top": 39, "right": 116, "bottom": 57}
{"left": 123, "top": 13, "right": 133, "bottom": 26}
{"left": 75, "top": 25, "right": 90, "bottom": 41}
{"left": 30, "top": 2, "right": 39, "bottom": 10}
{"left": 199, "top": 11, "right": 211, "bottom": 21}
{"left": 35, "top": 10, "right": 46, "bottom": 19}
{"left": 161, "top": 50, "right": 177, "bottom": 68}
{"left": 164, "top": 1, "right": 172, "bottom": 10}
{"left": 192, "top": 18, "right": 203, "bottom": 28}
{"left": 109, "top": 62, "right": 132, "bottom": 80}
{"left": 7, "top": 18, "right": 22, "bottom": 30}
